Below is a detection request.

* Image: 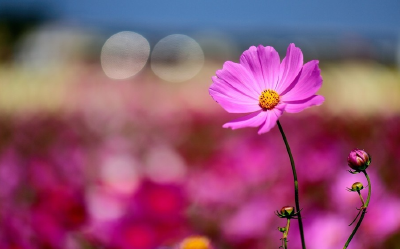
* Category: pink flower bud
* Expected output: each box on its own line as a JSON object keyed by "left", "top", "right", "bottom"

{"left": 280, "top": 206, "right": 295, "bottom": 216}
{"left": 275, "top": 206, "right": 298, "bottom": 219}
{"left": 347, "top": 149, "right": 371, "bottom": 171}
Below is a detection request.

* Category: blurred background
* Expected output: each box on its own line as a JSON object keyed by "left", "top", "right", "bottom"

{"left": 0, "top": 0, "right": 400, "bottom": 248}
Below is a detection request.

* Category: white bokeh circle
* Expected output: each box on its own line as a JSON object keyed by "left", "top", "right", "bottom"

{"left": 150, "top": 34, "right": 204, "bottom": 82}
{"left": 101, "top": 31, "right": 150, "bottom": 79}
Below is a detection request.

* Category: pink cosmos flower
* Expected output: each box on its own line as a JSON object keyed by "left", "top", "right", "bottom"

{"left": 209, "top": 43, "right": 324, "bottom": 134}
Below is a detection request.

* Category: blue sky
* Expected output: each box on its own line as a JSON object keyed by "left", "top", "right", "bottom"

{"left": 63, "top": 1, "right": 400, "bottom": 34}
{"left": 1, "top": 0, "right": 399, "bottom": 62}
{"left": 2, "top": 0, "right": 400, "bottom": 34}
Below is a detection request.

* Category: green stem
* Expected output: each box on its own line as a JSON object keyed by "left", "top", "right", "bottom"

{"left": 277, "top": 121, "right": 306, "bottom": 249}
{"left": 364, "top": 171, "right": 371, "bottom": 207}
{"left": 343, "top": 170, "right": 371, "bottom": 249}
{"left": 357, "top": 190, "right": 365, "bottom": 206}
{"left": 283, "top": 219, "right": 291, "bottom": 249}
{"left": 285, "top": 218, "right": 291, "bottom": 238}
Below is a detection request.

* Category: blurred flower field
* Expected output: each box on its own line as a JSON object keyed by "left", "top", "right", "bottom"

{"left": 0, "top": 60, "right": 399, "bottom": 249}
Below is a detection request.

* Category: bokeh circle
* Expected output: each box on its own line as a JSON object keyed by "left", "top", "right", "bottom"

{"left": 150, "top": 34, "right": 204, "bottom": 82}
{"left": 101, "top": 31, "right": 150, "bottom": 79}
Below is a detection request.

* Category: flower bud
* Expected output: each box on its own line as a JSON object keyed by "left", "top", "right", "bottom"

{"left": 278, "top": 227, "right": 287, "bottom": 232}
{"left": 280, "top": 206, "right": 295, "bottom": 216}
{"left": 351, "top": 182, "right": 364, "bottom": 191}
{"left": 347, "top": 149, "right": 371, "bottom": 171}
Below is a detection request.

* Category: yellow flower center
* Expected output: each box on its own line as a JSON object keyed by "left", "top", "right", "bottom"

{"left": 259, "top": 89, "right": 280, "bottom": 110}
{"left": 180, "top": 236, "right": 211, "bottom": 249}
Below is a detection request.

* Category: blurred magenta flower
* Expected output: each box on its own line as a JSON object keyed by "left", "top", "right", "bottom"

{"left": 209, "top": 43, "right": 324, "bottom": 134}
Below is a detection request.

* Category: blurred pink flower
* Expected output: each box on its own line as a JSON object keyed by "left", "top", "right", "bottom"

{"left": 222, "top": 198, "right": 273, "bottom": 240}
{"left": 31, "top": 186, "right": 88, "bottom": 247}
{"left": 303, "top": 213, "right": 362, "bottom": 249}
{"left": 209, "top": 43, "right": 324, "bottom": 134}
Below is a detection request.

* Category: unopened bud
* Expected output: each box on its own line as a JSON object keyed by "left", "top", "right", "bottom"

{"left": 280, "top": 206, "right": 295, "bottom": 216}
{"left": 351, "top": 182, "right": 364, "bottom": 191}
{"left": 278, "top": 227, "right": 287, "bottom": 233}
{"left": 348, "top": 149, "right": 371, "bottom": 171}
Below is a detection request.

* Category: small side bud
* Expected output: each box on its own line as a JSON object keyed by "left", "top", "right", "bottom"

{"left": 278, "top": 227, "right": 287, "bottom": 233}
{"left": 347, "top": 182, "right": 364, "bottom": 192}
{"left": 352, "top": 182, "right": 364, "bottom": 191}
{"left": 348, "top": 149, "right": 371, "bottom": 172}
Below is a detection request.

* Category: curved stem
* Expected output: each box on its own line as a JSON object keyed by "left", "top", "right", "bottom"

{"left": 343, "top": 170, "right": 371, "bottom": 249}
{"left": 364, "top": 171, "right": 371, "bottom": 207}
{"left": 277, "top": 121, "right": 306, "bottom": 249}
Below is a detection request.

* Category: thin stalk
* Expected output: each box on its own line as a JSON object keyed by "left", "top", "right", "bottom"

{"left": 357, "top": 190, "right": 365, "bottom": 206}
{"left": 277, "top": 121, "right": 306, "bottom": 249}
{"left": 364, "top": 171, "right": 371, "bottom": 207}
{"left": 343, "top": 170, "right": 371, "bottom": 249}
{"left": 282, "top": 219, "right": 291, "bottom": 249}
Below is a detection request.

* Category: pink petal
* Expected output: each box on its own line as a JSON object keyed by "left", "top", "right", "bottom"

{"left": 210, "top": 76, "right": 258, "bottom": 101}
{"left": 275, "top": 43, "right": 303, "bottom": 94}
{"left": 280, "top": 60, "right": 323, "bottom": 101}
{"left": 257, "top": 104, "right": 285, "bottom": 134}
{"left": 209, "top": 89, "right": 260, "bottom": 113}
{"left": 210, "top": 76, "right": 260, "bottom": 113}
{"left": 239, "top": 45, "right": 280, "bottom": 92}
{"left": 216, "top": 61, "right": 260, "bottom": 98}
{"left": 239, "top": 46, "right": 265, "bottom": 92}
{"left": 284, "top": 95, "right": 324, "bottom": 113}
{"left": 257, "top": 45, "right": 280, "bottom": 90}
{"left": 223, "top": 110, "right": 267, "bottom": 130}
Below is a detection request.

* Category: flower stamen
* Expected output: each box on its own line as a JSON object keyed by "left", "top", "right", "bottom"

{"left": 259, "top": 89, "right": 280, "bottom": 110}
